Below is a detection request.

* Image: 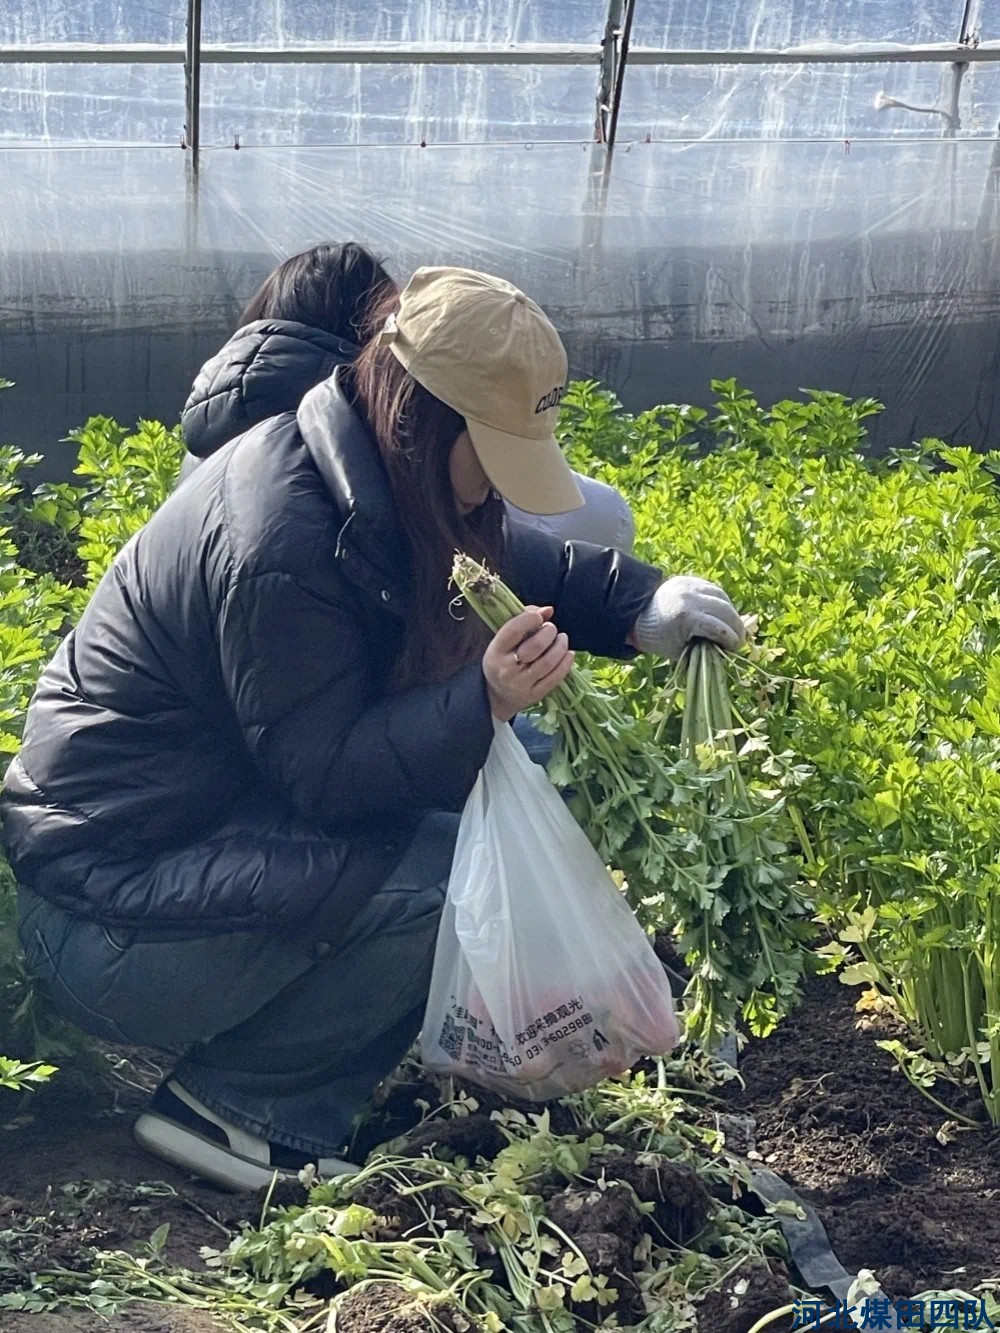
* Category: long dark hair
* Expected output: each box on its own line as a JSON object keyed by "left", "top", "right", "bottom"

{"left": 347, "top": 288, "right": 506, "bottom": 690}
{"left": 240, "top": 243, "right": 396, "bottom": 345}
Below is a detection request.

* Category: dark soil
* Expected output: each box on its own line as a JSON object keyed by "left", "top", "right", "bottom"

{"left": 2, "top": 1312, "right": 222, "bottom": 1333}
{"left": 590, "top": 1149, "right": 712, "bottom": 1244}
{"left": 352, "top": 1074, "right": 445, "bottom": 1161}
{"left": 545, "top": 1179, "right": 646, "bottom": 1324}
{"left": 351, "top": 1174, "right": 432, "bottom": 1239}
{"left": 393, "top": 1111, "right": 507, "bottom": 1164}
{"left": 4, "top": 975, "right": 997, "bottom": 1328}
{"left": 696, "top": 1259, "right": 795, "bottom": 1333}
{"left": 732, "top": 974, "right": 1000, "bottom": 1295}
{"left": 350, "top": 1173, "right": 505, "bottom": 1275}
{"left": 652, "top": 932, "right": 691, "bottom": 989}
{"left": 0, "top": 1070, "right": 260, "bottom": 1332}
{"left": 534, "top": 1155, "right": 788, "bottom": 1329}
{"left": 352, "top": 1072, "right": 575, "bottom": 1162}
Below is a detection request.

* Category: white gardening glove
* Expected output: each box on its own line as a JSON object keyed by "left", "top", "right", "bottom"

{"left": 633, "top": 576, "right": 746, "bottom": 661}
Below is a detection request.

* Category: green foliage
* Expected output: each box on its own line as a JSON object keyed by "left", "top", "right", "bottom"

{"left": 2, "top": 1061, "right": 787, "bottom": 1332}
{"left": 0, "top": 505, "right": 72, "bottom": 758}
{"left": 668, "top": 643, "right": 813, "bottom": 1045}
{"left": 0, "top": 434, "right": 77, "bottom": 1085}
{"left": 0, "top": 1054, "right": 57, "bottom": 1091}
{"left": 556, "top": 379, "right": 706, "bottom": 472}
{"left": 35, "top": 417, "right": 184, "bottom": 609}
{"left": 564, "top": 380, "right": 1000, "bottom": 1122}
{"left": 4, "top": 378, "right": 1000, "bottom": 1320}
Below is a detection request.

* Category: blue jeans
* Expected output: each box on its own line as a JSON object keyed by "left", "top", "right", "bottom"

{"left": 18, "top": 720, "right": 554, "bottom": 1159}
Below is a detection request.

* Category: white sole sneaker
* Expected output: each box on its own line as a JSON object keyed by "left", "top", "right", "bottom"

{"left": 134, "top": 1080, "right": 358, "bottom": 1193}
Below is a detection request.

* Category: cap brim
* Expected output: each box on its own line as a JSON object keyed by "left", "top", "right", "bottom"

{"left": 466, "top": 420, "right": 584, "bottom": 516}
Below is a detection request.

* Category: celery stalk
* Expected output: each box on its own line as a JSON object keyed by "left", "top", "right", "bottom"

{"left": 452, "top": 555, "right": 814, "bottom": 1048}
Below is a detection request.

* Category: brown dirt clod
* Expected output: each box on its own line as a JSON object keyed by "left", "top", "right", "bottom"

{"left": 544, "top": 1181, "right": 644, "bottom": 1324}
{"left": 334, "top": 1281, "right": 463, "bottom": 1332}
{"left": 594, "top": 1149, "right": 712, "bottom": 1243}
{"left": 397, "top": 1113, "right": 507, "bottom": 1164}
{"left": 694, "top": 1259, "right": 793, "bottom": 1333}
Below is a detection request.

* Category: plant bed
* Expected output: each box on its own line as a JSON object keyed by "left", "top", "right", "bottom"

{"left": 730, "top": 974, "right": 1000, "bottom": 1298}
{"left": 0, "top": 1062, "right": 261, "bottom": 1332}
{"left": 3, "top": 994, "right": 997, "bottom": 1331}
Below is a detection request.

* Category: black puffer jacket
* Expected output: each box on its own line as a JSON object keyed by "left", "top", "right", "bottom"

{"left": 180, "top": 318, "right": 357, "bottom": 468}
{"left": 0, "top": 372, "right": 661, "bottom": 941}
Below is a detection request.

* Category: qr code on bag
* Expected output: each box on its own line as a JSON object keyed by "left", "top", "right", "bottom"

{"left": 437, "top": 1013, "right": 466, "bottom": 1063}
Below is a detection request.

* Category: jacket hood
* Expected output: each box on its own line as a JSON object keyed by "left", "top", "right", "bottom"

{"left": 181, "top": 319, "right": 357, "bottom": 460}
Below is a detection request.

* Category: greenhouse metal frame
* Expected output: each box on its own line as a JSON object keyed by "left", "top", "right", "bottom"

{"left": 1, "top": 0, "right": 998, "bottom": 159}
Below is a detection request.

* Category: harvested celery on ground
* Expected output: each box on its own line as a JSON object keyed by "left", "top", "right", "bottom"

{"left": 453, "top": 553, "right": 815, "bottom": 1049}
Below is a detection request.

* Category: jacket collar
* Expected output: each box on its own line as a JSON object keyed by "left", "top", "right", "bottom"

{"left": 183, "top": 320, "right": 357, "bottom": 460}
{"left": 297, "top": 368, "right": 412, "bottom": 615}
{"left": 242, "top": 318, "right": 356, "bottom": 359}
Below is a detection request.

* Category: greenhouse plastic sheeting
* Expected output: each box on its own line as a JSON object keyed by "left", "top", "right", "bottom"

{"left": 1, "top": 2, "right": 186, "bottom": 44}
{"left": 1, "top": 0, "right": 999, "bottom": 469}
{"left": 201, "top": 0, "right": 609, "bottom": 45}
{"left": 0, "top": 62, "right": 597, "bottom": 146}
{"left": 4, "top": 1, "right": 998, "bottom": 150}
{"left": 197, "top": 65, "right": 600, "bottom": 146}
{"left": 621, "top": 61, "right": 1000, "bottom": 142}
{"left": 1, "top": 137, "right": 998, "bottom": 473}
{"left": 8, "top": 59, "right": 998, "bottom": 148}
{"left": 1, "top": 65, "right": 186, "bottom": 145}
{"left": 623, "top": 1, "right": 995, "bottom": 144}
{"left": 633, "top": 0, "right": 965, "bottom": 48}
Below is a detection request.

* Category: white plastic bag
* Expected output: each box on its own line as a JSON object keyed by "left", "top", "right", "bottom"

{"left": 422, "top": 720, "right": 679, "bottom": 1099}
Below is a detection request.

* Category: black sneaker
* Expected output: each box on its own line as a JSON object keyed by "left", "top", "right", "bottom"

{"left": 133, "top": 1079, "right": 357, "bottom": 1192}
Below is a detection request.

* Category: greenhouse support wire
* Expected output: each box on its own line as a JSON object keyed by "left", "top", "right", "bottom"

{"left": 2, "top": 41, "right": 1000, "bottom": 66}
{"left": 0, "top": 135, "right": 997, "bottom": 154}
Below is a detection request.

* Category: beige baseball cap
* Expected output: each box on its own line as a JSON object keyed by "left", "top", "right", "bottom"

{"left": 378, "top": 266, "right": 583, "bottom": 516}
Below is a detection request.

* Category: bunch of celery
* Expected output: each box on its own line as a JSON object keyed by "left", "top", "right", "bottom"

{"left": 453, "top": 554, "right": 812, "bottom": 1048}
